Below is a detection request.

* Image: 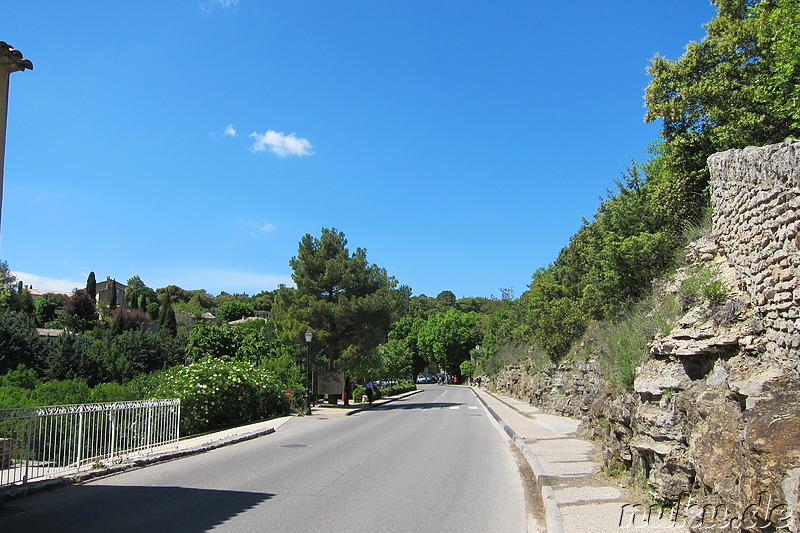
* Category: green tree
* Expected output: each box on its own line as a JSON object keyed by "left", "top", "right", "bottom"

{"left": 42, "top": 333, "right": 98, "bottom": 383}
{"left": 0, "top": 310, "right": 46, "bottom": 374}
{"left": 34, "top": 295, "right": 61, "bottom": 327}
{"left": 217, "top": 300, "right": 254, "bottom": 322}
{"left": 417, "top": 308, "right": 479, "bottom": 375}
{"left": 158, "top": 298, "right": 177, "bottom": 336}
{"left": 86, "top": 271, "right": 97, "bottom": 300}
{"left": 108, "top": 279, "right": 118, "bottom": 310}
{"left": 388, "top": 316, "right": 427, "bottom": 376}
{"left": 272, "top": 228, "right": 406, "bottom": 374}
{"left": 645, "top": 0, "right": 800, "bottom": 230}
{"left": 460, "top": 360, "right": 475, "bottom": 379}
{"left": 0, "top": 260, "right": 17, "bottom": 310}
{"left": 436, "top": 290, "right": 457, "bottom": 309}
{"left": 185, "top": 323, "right": 241, "bottom": 361}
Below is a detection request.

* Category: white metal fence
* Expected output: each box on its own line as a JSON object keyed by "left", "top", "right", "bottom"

{"left": 0, "top": 399, "right": 180, "bottom": 488}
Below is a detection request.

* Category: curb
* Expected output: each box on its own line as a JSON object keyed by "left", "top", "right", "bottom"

{"left": 472, "top": 388, "right": 565, "bottom": 533}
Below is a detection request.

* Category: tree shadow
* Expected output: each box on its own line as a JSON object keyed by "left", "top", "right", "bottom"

{"left": 0, "top": 484, "right": 274, "bottom": 532}
{"left": 376, "top": 402, "right": 463, "bottom": 411}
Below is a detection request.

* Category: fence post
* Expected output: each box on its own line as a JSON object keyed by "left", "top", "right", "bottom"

{"left": 23, "top": 414, "right": 32, "bottom": 484}
{"left": 75, "top": 409, "right": 84, "bottom": 468}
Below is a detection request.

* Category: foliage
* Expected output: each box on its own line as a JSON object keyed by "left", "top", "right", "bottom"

{"left": 597, "top": 292, "right": 681, "bottom": 390}
{"left": 0, "top": 260, "right": 17, "bottom": 309}
{"left": 34, "top": 296, "right": 60, "bottom": 327}
{"left": 42, "top": 333, "right": 98, "bottom": 382}
{"left": 644, "top": 0, "right": 800, "bottom": 232}
{"left": 217, "top": 300, "right": 255, "bottom": 322}
{"left": 124, "top": 275, "right": 157, "bottom": 310}
{"left": 417, "top": 308, "right": 479, "bottom": 375}
{"left": 145, "top": 357, "right": 291, "bottom": 435}
{"left": 376, "top": 338, "right": 413, "bottom": 380}
{"left": 186, "top": 322, "right": 243, "bottom": 361}
{"left": 110, "top": 307, "right": 152, "bottom": 332}
{"left": 86, "top": 272, "right": 97, "bottom": 300}
{"left": 459, "top": 360, "right": 475, "bottom": 378}
{"left": 272, "top": 228, "right": 406, "bottom": 373}
{"left": 0, "top": 310, "right": 46, "bottom": 375}
{"left": 61, "top": 289, "right": 98, "bottom": 322}
{"left": 158, "top": 298, "right": 177, "bottom": 336}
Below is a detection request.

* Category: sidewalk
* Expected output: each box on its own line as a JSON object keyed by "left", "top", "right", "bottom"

{"left": 473, "top": 387, "right": 632, "bottom": 533}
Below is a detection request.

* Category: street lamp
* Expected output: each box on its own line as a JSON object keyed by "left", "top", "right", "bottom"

{"left": 304, "top": 329, "right": 313, "bottom": 415}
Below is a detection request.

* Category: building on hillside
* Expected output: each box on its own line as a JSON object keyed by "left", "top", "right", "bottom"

{"left": 27, "top": 288, "right": 73, "bottom": 299}
{"left": 95, "top": 277, "right": 126, "bottom": 307}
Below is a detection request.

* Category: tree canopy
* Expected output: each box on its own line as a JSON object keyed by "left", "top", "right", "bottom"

{"left": 271, "top": 228, "right": 407, "bottom": 373}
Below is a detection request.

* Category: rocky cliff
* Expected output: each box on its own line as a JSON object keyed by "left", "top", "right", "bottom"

{"left": 488, "top": 140, "right": 800, "bottom": 532}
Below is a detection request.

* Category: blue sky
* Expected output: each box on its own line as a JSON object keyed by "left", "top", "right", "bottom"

{"left": 2, "top": 1, "right": 716, "bottom": 299}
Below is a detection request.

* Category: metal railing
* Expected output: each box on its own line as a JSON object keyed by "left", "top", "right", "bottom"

{"left": 0, "top": 399, "right": 180, "bottom": 488}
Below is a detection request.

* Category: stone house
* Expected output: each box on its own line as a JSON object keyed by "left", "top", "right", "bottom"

{"left": 95, "top": 277, "right": 126, "bottom": 307}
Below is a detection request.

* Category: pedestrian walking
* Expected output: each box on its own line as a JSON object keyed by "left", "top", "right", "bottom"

{"left": 365, "top": 380, "right": 374, "bottom": 404}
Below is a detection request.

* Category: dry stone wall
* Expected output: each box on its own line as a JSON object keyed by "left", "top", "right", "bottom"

{"left": 709, "top": 139, "right": 800, "bottom": 362}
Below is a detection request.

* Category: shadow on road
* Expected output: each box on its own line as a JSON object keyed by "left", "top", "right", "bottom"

{"left": 0, "top": 484, "right": 274, "bottom": 532}
{"left": 375, "top": 402, "right": 463, "bottom": 411}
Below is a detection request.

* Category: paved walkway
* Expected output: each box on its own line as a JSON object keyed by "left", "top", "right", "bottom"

{"left": 473, "top": 387, "right": 633, "bottom": 533}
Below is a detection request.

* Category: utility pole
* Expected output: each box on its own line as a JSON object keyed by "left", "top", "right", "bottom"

{"left": 0, "top": 42, "right": 33, "bottom": 236}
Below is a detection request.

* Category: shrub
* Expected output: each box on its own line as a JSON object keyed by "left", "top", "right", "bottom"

{"left": 146, "top": 357, "right": 291, "bottom": 436}
{"left": 217, "top": 301, "right": 254, "bottom": 322}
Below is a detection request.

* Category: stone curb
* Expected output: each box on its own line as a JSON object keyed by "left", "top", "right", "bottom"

{"left": 472, "top": 387, "right": 565, "bottom": 533}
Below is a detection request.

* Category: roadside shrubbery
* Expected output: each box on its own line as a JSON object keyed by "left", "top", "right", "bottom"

{"left": 143, "top": 357, "right": 294, "bottom": 436}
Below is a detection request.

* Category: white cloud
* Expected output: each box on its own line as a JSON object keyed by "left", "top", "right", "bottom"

{"left": 13, "top": 271, "right": 82, "bottom": 292}
{"left": 249, "top": 130, "right": 314, "bottom": 157}
{"left": 223, "top": 124, "right": 237, "bottom": 137}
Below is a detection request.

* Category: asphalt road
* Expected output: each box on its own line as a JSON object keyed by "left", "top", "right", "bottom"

{"left": 0, "top": 386, "right": 529, "bottom": 533}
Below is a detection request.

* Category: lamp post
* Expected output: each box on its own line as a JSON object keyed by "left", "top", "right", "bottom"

{"left": 0, "top": 42, "right": 33, "bottom": 236}
{"left": 304, "top": 329, "right": 313, "bottom": 415}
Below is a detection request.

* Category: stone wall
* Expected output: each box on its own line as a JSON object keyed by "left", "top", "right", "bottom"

{"left": 709, "top": 140, "right": 800, "bottom": 362}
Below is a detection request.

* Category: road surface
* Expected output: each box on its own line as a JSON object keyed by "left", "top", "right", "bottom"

{"left": 0, "top": 385, "right": 530, "bottom": 532}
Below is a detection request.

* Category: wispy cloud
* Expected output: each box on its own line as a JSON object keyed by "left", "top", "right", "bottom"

{"left": 223, "top": 124, "right": 237, "bottom": 137}
{"left": 13, "top": 271, "right": 82, "bottom": 292}
{"left": 247, "top": 221, "right": 276, "bottom": 238}
{"left": 250, "top": 130, "right": 314, "bottom": 157}
{"left": 201, "top": 0, "right": 240, "bottom": 12}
